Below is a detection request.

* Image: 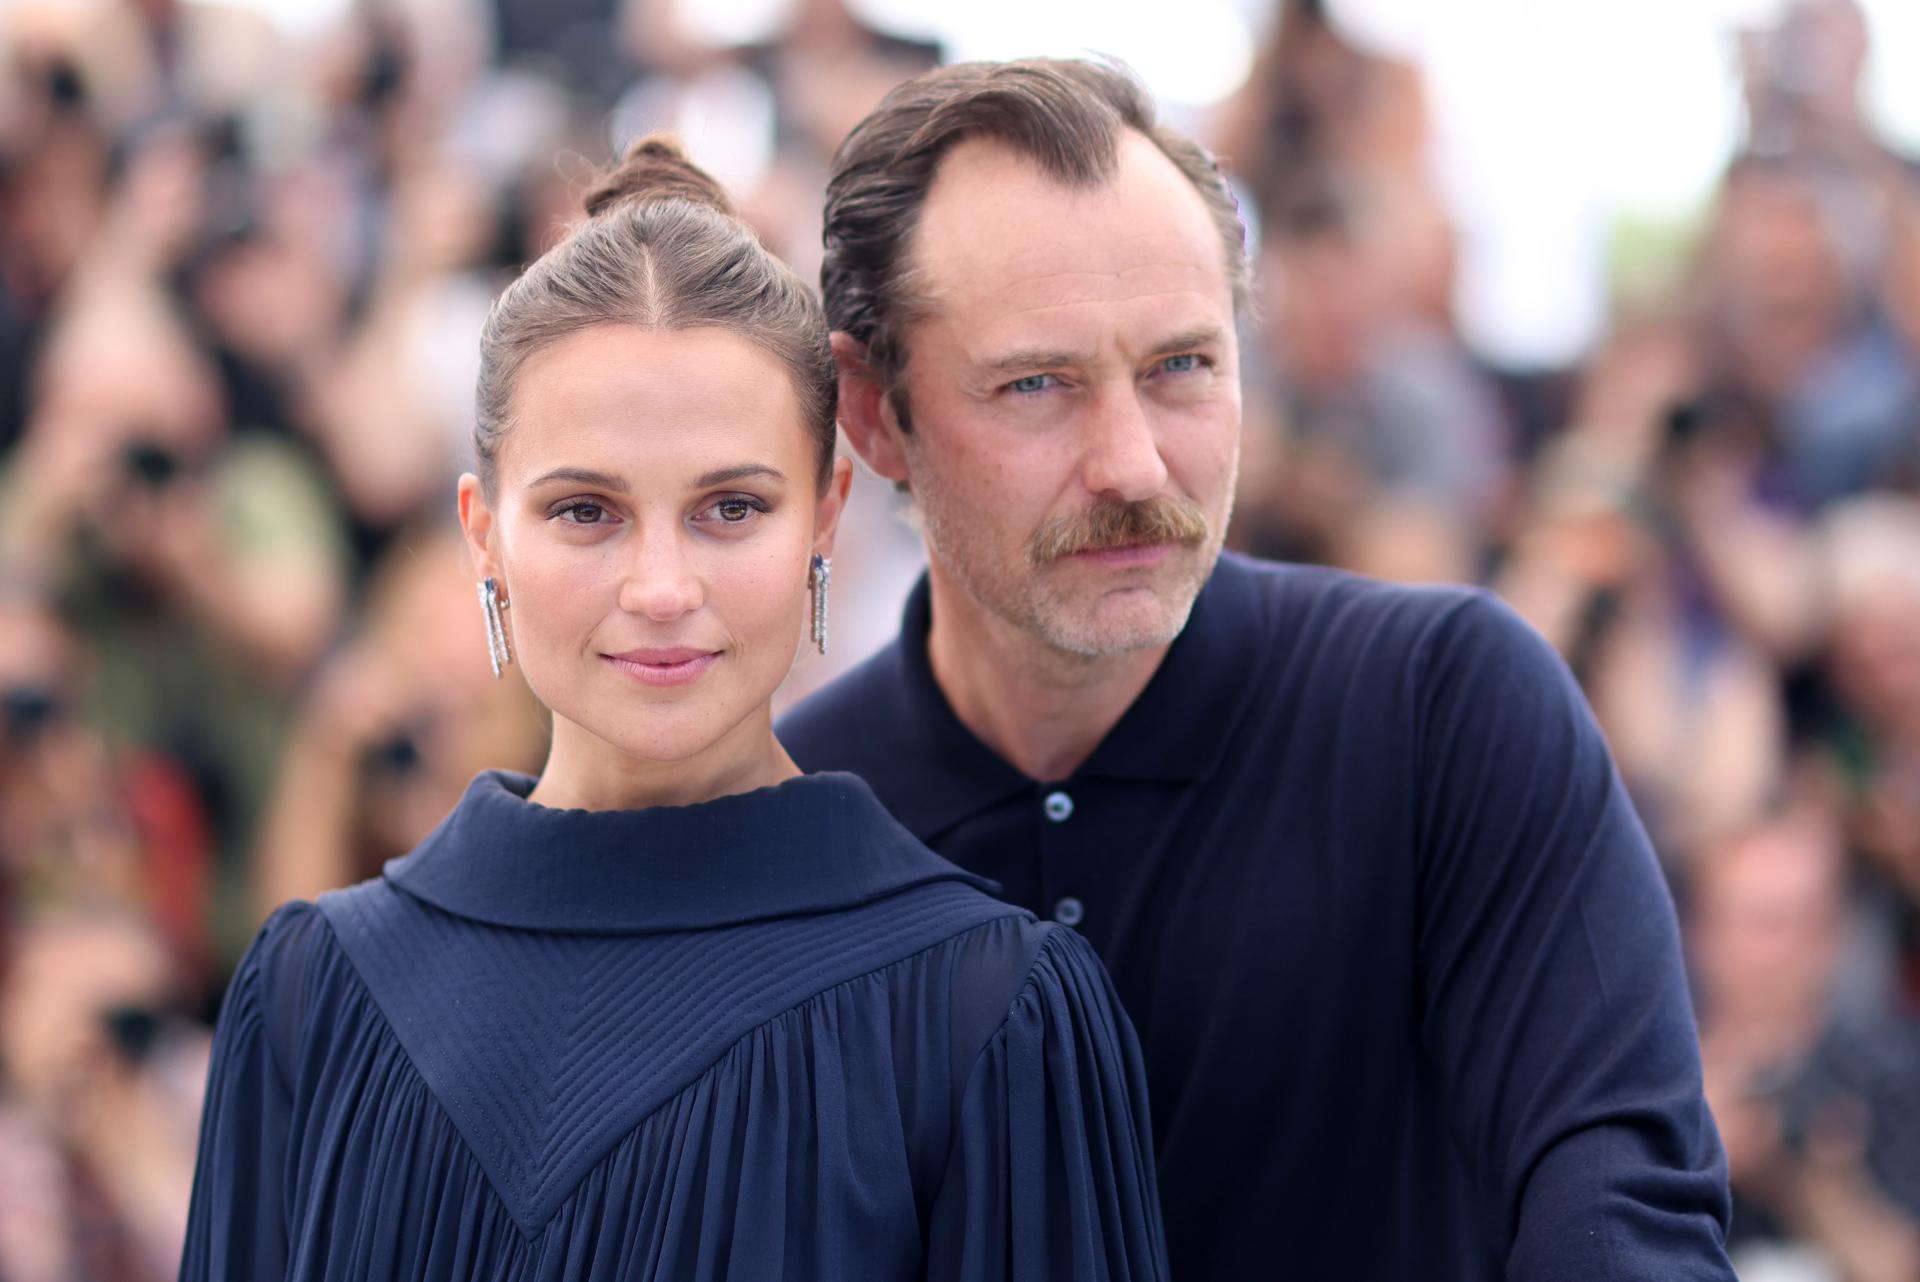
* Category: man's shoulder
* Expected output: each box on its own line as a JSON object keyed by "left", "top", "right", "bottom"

{"left": 1213, "top": 552, "right": 1497, "bottom": 661}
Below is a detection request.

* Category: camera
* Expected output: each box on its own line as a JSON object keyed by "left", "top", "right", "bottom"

{"left": 121, "top": 439, "right": 182, "bottom": 488}
{"left": 1, "top": 683, "right": 62, "bottom": 746}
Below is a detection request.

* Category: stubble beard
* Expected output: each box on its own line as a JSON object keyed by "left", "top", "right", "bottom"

{"left": 913, "top": 471, "right": 1232, "bottom": 662}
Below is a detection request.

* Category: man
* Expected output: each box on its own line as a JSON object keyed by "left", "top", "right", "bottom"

{"left": 780, "top": 58, "right": 1735, "bottom": 1279}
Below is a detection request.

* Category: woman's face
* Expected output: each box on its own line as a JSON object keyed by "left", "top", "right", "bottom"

{"left": 459, "top": 325, "right": 847, "bottom": 768}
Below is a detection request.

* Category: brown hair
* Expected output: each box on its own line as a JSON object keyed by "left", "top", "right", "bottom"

{"left": 475, "top": 135, "right": 836, "bottom": 495}
{"left": 821, "top": 57, "right": 1250, "bottom": 428}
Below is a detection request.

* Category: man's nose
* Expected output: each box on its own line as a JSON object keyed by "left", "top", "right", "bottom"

{"left": 617, "top": 527, "right": 705, "bottom": 622}
{"left": 1078, "top": 385, "right": 1169, "bottom": 503}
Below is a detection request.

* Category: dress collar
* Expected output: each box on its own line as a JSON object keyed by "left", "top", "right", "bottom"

{"left": 384, "top": 770, "right": 998, "bottom": 934}
{"left": 873, "top": 552, "right": 1270, "bottom": 837}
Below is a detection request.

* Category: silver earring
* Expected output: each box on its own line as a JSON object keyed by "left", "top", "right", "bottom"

{"left": 477, "top": 578, "right": 513, "bottom": 677}
{"left": 808, "top": 554, "right": 831, "bottom": 655}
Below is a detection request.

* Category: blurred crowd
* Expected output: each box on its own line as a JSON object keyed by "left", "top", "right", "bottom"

{"left": 0, "top": 0, "right": 1915, "bottom": 1277}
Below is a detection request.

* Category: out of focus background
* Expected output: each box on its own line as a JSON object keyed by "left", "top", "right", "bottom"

{"left": 0, "top": 0, "right": 1915, "bottom": 1276}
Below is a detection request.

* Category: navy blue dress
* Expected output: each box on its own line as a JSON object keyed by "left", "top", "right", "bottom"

{"left": 179, "top": 771, "right": 1166, "bottom": 1281}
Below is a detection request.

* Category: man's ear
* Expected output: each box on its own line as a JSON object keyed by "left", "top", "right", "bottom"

{"left": 456, "top": 473, "right": 502, "bottom": 585}
{"left": 831, "top": 332, "right": 910, "bottom": 486}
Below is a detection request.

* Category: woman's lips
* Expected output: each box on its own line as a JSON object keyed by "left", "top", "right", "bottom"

{"left": 602, "top": 648, "right": 722, "bottom": 687}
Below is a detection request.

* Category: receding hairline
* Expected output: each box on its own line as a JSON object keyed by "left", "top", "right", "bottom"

{"left": 880, "top": 129, "right": 1238, "bottom": 342}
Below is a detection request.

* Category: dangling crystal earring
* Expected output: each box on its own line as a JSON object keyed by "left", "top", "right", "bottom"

{"left": 807, "top": 554, "right": 831, "bottom": 655}
{"left": 477, "top": 578, "right": 513, "bottom": 677}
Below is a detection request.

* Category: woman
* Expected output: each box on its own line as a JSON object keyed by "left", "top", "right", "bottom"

{"left": 177, "top": 138, "right": 1168, "bottom": 1280}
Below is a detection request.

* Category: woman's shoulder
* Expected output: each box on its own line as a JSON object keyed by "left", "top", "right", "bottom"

{"left": 237, "top": 897, "right": 341, "bottom": 989}
{"left": 220, "top": 896, "right": 367, "bottom": 1071}
{"left": 228, "top": 875, "right": 416, "bottom": 1007}
{"left": 243, "top": 874, "right": 431, "bottom": 1007}
{"left": 929, "top": 910, "right": 1117, "bottom": 1051}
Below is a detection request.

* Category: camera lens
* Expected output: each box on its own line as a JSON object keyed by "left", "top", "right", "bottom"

{"left": 122, "top": 440, "right": 182, "bottom": 487}
{"left": 1, "top": 684, "right": 61, "bottom": 744}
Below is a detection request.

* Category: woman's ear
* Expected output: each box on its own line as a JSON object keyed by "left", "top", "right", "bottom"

{"left": 813, "top": 455, "right": 854, "bottom": 558}
{"left": 456, "top": 473, "right": 501, "bottom": 584}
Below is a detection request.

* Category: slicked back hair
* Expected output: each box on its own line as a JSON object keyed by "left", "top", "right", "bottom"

{"left": 475, "top": 136, "right": 836, "bottom": 498}
{"left": 821, "top": 57, "right": 1250, "bottom": 429}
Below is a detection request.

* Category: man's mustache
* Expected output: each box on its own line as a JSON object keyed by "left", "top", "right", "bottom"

{"left": 1027, "top": 496, "right": 1211, "bottom": 567}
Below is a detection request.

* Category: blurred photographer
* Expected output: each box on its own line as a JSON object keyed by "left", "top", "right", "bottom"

{"left": 0, "top": 284, "right": 348, "bottom": 939}
{"left": 250, "top": 526, "right": 543, "bottom": 919}
{"left": 0, "top": 910, "right": 208, "bottom": 1282}
{"left": 1811, "top": 499, "right": 1920, "bottom": 992}
{"left": 1494, "top": 323, "right": 1791, "bottom": 864}
{"left": 1692, "top": 807, "right": 1920, "bottom": 1282}
{"left": 0, "top": 592, "right": 210, "bottom": 974}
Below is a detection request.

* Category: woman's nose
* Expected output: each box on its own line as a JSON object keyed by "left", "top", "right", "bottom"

{"left": 616, "top": 530, "right": 704, "bottom": 622}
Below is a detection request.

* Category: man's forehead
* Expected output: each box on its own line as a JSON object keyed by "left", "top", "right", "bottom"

{"left": 907, "top": 133, "right": 1230, "bottom": 332}
{"left": 941, "top": 275, "right": 1230, "bottom": 374}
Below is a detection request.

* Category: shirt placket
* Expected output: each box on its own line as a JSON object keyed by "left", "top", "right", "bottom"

{"left": 1033, "top": 783, "right": 1086, "bottom": 929}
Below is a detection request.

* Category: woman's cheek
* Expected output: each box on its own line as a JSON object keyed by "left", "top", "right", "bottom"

{"left": 509, "top": 532, "right": 611, "bottom": 684}
{"left": 723, "top": 552, "right": 799, "bottom": 656}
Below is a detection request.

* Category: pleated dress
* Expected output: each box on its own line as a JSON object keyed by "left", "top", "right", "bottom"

{"left": 178, "top": 770, "right": 1167, "bottom": 1281}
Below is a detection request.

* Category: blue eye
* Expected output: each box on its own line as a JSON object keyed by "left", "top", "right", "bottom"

{"left": 1161, "top": 354, "right": 1203, "bottom": 374}
{"left": 1007, "top": 373, "right": 1056, "bottom": 395}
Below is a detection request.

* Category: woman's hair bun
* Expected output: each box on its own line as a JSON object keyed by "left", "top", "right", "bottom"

{"left": 582, "top": 134, "right": 736, "bottom": 220}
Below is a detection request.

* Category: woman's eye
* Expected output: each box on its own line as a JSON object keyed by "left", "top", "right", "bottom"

{"left": 556, "top": 501, "right": 612, "bottom": 525}
{"left": 698, "top": 495, "right": 769, "bottom": 526}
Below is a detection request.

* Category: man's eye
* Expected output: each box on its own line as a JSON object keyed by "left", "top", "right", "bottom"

{"left": 1007, "top": 373, "right": 1056, "bottom": 395}
{"left": 1161, "top": 354, "right": 1204, "bottom": 374}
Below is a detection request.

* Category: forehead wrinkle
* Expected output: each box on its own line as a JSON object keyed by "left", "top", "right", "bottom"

{"left": 933, "top": 246, "right": 1218, "bottom": 290}
{"left": 913, "top": 201, "right": 1223, "bottom": 307}
{"left": 992, "top": 281, "right": 1223, "bottom": 314}
{"left": 932, "top": 261, "right": 1225, "bottom": 326}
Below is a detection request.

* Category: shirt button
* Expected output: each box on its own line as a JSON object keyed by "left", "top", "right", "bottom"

{"left": 1053, "top": 896, "right": 1085, "bottom": 927}
{"left": 1043, "top": 790, "right": 1074, "bottom": 822}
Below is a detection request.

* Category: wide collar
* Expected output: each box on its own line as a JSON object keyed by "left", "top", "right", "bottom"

{"left": 871, "top": 551, "right": 1272, "bottom": 839}
{"left": 384, "top": 770, "right": 997, "bottom": 933}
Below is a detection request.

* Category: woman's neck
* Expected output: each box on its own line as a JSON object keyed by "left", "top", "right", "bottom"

{"left": 526, "top": 711, "right": 799, "bottom": 812}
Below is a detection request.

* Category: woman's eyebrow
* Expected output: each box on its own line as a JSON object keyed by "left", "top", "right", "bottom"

{"left": 692, "top": 463, "right": 786, "bottom": 488}
{"left": 527, "top": 466, "right": 628, "bottom": 492}
{"left": 527, "top": 463, "right": 786, "bottom": 491}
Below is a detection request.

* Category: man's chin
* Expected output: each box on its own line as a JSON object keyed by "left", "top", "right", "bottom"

{"left": 1031, "top": 575, "right": 1204, "bottom": 658}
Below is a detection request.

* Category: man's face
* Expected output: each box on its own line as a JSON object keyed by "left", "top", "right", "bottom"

{"left": 891, "top": 131, "right": 1241, "bottom": 658}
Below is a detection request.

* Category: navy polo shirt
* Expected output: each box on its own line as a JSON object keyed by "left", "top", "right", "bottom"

{"left": 779, "top": 552, "right": 1735, "bottom": 1281}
